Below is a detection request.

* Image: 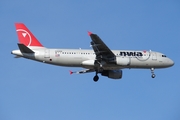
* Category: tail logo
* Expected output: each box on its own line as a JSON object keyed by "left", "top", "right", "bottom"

{"left": 16, "top": 29, "right": 32, "bottom": 46}
{"left": 22, "top": 33, "right": 27, "bottom": 37}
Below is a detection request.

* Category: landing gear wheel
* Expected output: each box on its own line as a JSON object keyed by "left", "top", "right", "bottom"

{"left": 150, "top": 68, "right": 156, "bottom": 78}
{"left": 93, "top": 75, "right": 99, "bottom": 82}
{"left": 151, "top": 74, "right": 156, "bottom": 78}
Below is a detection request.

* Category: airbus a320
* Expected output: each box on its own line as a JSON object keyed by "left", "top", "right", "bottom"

{"left": 11, "top": 23, "right": 174, "bottom": 82}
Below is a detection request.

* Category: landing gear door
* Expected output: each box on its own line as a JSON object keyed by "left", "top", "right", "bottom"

{"left": 152, "top": 52, "right": 157, "bottom": 60}
{"left": 44, "top": 49, "right": 50, "bottom": 58}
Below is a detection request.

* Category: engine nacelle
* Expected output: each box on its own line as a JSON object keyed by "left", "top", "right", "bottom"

{"left": 116, "top": 57, "right": 130, "bottom": 66}
{"left": 101, "top": 70, "right": 123, "bottom": 79}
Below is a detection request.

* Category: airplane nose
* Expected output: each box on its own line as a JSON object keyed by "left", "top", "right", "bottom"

{"left": 168, "top": 58, "right": 174, "bottom": 67}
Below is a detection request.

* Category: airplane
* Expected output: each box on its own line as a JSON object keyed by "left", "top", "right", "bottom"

{"left": 11, "top": 23, "right": 174, "bottom": 82}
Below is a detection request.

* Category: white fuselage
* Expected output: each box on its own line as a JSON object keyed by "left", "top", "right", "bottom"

{"left": 12, "top": 23, "right": 174, "bottom": 81}
{"left": 12, "top": 47, "right": 174, "bottom": 70}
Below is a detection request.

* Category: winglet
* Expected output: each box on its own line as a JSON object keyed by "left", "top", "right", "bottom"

{"left": 88, "top": 31, "right": 92, "bottom": 36}
{"left": 69, "top": 70, "right": 73, "bottom": 75}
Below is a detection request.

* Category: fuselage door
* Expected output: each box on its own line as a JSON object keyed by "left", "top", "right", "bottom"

{"left": 44, "top": 49, "right": 50, "bottom": 58}
{"left": 152, "top": 52, "right": 157, "bottom": 60}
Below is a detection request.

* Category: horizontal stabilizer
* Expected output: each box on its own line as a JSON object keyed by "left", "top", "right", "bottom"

{"left": 18, "top": 43, "right": 34, "bottom": 53}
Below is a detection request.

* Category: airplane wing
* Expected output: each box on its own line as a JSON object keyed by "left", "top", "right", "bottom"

{"left": 88, "top": 32, "right": 116, "bottom": 62}
{"left": 70, "top": 69, "right": 95, "bottom": 74}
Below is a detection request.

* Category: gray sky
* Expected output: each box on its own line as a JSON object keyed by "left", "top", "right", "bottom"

{"left": 1, "top": 0, "right": 180, "bottom": 120}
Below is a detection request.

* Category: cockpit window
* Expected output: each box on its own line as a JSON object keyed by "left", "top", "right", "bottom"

{"left": 162, "top": 55, "right": 167, "bottom": 57}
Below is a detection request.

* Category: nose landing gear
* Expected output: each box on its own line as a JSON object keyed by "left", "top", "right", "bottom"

{"left": 151, "top": 68, "right": 156, "bottom": 78}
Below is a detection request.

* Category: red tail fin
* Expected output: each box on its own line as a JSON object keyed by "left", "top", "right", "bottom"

{"left": 15, "top": 23, "right": 43, "bottom": 47}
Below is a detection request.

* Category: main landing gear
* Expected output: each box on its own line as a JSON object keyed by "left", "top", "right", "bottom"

{"left": 93, "top": 72, "right": 99, "bottom": 82}
{"left": 151, "top": 68, "right": 156, "bottom": 78}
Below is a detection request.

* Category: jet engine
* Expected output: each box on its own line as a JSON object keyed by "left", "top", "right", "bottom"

{"left": 101, "top": 70, "right": 122, "bottom": 79}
